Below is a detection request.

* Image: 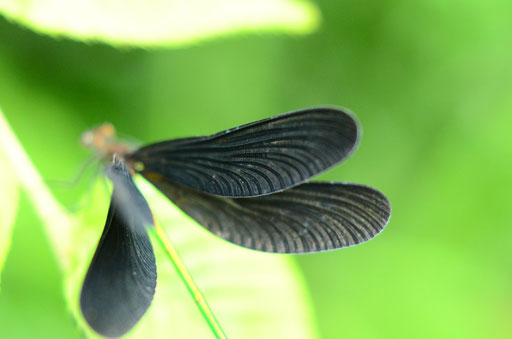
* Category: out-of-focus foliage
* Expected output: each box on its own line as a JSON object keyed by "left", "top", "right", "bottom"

{"left": 0, "top": 0, "right": 319, "bottom": 47}
{"left": 0, "top": 0, "right": 512, "bottom": 338}
{"left": 0, "top": 142, "right": 19, "bottom": 287}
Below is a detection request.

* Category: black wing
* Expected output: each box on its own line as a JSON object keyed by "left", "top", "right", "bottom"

{"left": 80, "top": 162, "right": 157, "bottom": 338}
{"left": 145, "top": 176, "right": 391, "bottom": 253}
{"left": 130, "top": 108, "right": 359, "bottom": 197}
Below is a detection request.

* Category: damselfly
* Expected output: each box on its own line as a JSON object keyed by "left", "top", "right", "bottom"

{"left": 79, "top": 107, "right": 391, "bottom": 337}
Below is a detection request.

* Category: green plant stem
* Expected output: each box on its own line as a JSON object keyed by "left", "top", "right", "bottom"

{"left": 0, "top": 107, "right": 227, "bottom": 337}
{"left": 150, "top": 220, "right": 227, "bottom": 339}
{"left": 0, "top": 108, "right": 74, "bottom": 270}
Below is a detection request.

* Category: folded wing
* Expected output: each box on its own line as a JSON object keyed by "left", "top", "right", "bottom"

{"left": 80, "top": 162, "right": 157, "bottom": 337}
{"left": 131, "top": 108, "right": 359, "bottom": 197}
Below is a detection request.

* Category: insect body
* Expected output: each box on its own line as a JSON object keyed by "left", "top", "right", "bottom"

{"left": 80, "top": 108, "right": 391, "bottom": 337}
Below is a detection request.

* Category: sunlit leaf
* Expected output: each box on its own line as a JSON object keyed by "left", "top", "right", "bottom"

{"left": 0, "top": 143, "right": 19, "bottom": 289}
{"left": 64, "top": 178, "right": 317, "bottom": 338}
{"left": 0, "top": 0, "right": 319, "bottom": 47}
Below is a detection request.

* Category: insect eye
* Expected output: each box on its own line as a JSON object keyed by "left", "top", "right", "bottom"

{"left": 98, "top": 123, "right": 116, "bottom": 138}
{"left": 80, "top": 131, "right": 94, "bottom": 147}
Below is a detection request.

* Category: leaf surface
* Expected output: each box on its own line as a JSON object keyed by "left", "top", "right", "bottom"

{"left": 0, "top": 0, "right": 319, "bottom": 47}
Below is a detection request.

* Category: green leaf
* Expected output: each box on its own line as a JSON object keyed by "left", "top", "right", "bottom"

{"left": 0, "top": 135, "right": 19, "bottom": 289}
{"left": 0, "top": 0, "right": 319, "bottom": 47}
{"left": 65, "top": 178, "right": 318, "bottom": 338}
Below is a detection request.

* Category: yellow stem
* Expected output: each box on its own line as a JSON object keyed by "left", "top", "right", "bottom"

{"left": 151, "top": 219, "right": 227, "bottom": 339}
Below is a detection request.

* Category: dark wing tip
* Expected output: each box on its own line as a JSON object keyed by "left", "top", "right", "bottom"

{"left": 237, "top": 182, "right": 391, "bottom": 253}
{"left": 80, "top": 219, "right": 157, "bottom": 337}
{"left": 335, "top": 182, "right": 391, "bottom": 246}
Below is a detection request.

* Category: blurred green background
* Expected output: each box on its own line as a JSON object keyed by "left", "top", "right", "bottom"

{"left": 1, "top": 0, "right": 512, "bottom": 338}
